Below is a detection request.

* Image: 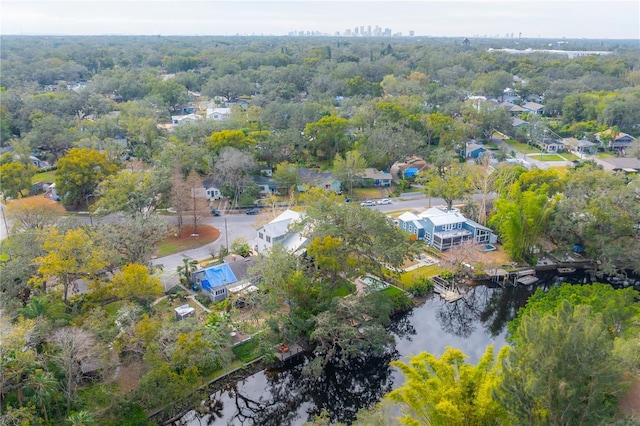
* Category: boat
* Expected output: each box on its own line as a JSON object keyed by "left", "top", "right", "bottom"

{"left": 557, "top": 267, "right": 576, "bottom": 275}
{"left": 517, "top": 275, "right": 539, "bottom": 285}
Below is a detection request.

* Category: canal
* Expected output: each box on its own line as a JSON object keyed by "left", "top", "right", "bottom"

{"left": 173, "top": 282, "right": 540, "bottom": 426}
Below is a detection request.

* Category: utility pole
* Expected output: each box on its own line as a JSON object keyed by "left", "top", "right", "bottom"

{"left": 225, "top": 217, "right": 229, "bottom": 252}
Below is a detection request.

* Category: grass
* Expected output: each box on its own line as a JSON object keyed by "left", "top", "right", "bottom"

{"left": 155, "top": 224, "right": 220, "bottom": 257}
{"left": 560, "top": 153, "right": 580, "bottom": 161}
{"left": 533, "top": 154, "right": 565, "bottom": 161}
{"left": 32, "top": 170, "right": 56, "bottom": 184}
{"left": 380, "top": 285, "right": 404, "bottom": 297}
{"left": 232, "top": 339, "right": 262, "bottom": 363}
{"left": 597, "top": 152, "right": 617, "bottom": 159}
{"left": 156, "top": 241, "right": 183, "bottom": 257}
{"left": 351, "top": 187, "right": 386, "bottom": 200}
{"left": 504, "top": 139, "right": 542, "bottom": 154}
{"left": 398, "top": 264, "right": 443, "bottom": 287}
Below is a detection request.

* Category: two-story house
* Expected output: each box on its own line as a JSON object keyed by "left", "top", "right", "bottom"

{"left": 255, "top": 209, "right": 308, "bottom": 254}
{"left": 397, "top": 206, "right": 496, "bottom": 250}
{"left": 595, "top": 130, "right": 636, "bottom": 152}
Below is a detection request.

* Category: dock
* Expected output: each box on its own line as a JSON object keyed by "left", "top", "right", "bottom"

{"left": 274, "top": 342, "right": 305, "bottom": 363}
{"left": 432, "top": 276, "right": 463, "bottom": 302}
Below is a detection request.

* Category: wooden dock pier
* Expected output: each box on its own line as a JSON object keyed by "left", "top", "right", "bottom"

{"left": 432, "top": 276, "right": 463, "bottom": 302}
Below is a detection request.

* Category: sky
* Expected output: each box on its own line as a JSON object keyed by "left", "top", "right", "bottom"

{"left": 1, "top": 0, "right": 639, "bottom": 39}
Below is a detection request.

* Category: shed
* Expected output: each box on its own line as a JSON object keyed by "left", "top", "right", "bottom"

{"left": 175, "top": 304, "right": 195, "bottom": 321}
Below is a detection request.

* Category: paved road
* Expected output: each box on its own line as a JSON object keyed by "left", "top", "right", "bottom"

{"left": 150, "top": 193, "right": 494, "bottom": 289}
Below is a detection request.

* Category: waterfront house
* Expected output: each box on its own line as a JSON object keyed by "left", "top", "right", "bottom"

{"left": 397, "top": 206, "right": 497, "bottom": 250}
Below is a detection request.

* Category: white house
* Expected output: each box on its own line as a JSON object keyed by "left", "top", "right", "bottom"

{"left": 206, "top": 187, "right": 221, "bottom": 200}
{"left": 255, "top": 209, "right": 307, "bottom": 254}
{"left": 171, "top": 113, "right": 203, "bottom": 126}
{"left": 206, "top": 107, "right": 232, "bottom": 121}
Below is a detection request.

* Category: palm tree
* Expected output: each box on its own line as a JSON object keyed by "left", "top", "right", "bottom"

{"left": 177, "top": 257, "right": 198, "bottom": 287}
{"left": 28, "top": 369, "right": 58, "bottom": 424}
{"left": 66, "top": 410, "right": 95, "bottom": 426}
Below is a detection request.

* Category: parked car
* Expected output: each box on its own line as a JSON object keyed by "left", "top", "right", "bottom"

{"left": 246, "top": 207, "right": 260, "bottom": 215}
{"left": 360, "top": 200, "right": 375, "bottom": 207}
{"left": 376, "top": 198, "right": 392, "bottom": 205}
{"left": 210, "top": 208, "right": 221, "bottom": 216}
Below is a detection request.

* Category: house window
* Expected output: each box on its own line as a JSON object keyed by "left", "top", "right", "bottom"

{"left": 215, "top": 289, "right": 225, "bottom": 296}
{"left": 408, "top": 225, "right": 413, "bottom": 233}
{"left": 259, "top": 232, "right": 264, "bottom": 240}
{"left": 266, "top": 236, "right": 271, "bottom": 243}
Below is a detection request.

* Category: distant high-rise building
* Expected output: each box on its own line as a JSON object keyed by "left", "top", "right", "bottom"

{"left": 409, "top": 30, "right": 415, "bottom": 37}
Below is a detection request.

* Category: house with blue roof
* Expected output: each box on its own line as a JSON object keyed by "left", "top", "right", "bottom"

{"left": 397, "top": 206, "right": 496, "bottom": 251}
{"left": 192, "top": 255, "right": 258, "bottom": 302}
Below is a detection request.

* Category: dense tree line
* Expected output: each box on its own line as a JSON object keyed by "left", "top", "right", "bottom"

{"left": 1, "top": 35, "right": 640, "bottom": 424}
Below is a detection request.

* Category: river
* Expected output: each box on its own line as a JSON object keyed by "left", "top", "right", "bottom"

{"left": 172, "top": 282, "right": 542, "bottom": 426}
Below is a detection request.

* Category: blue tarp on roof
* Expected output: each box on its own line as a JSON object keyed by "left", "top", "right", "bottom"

{"left": 199, "top": 264, "right": 238, "bottom": 292}
{"left": 404, "top": 168, "right": 419, "bottom": 177}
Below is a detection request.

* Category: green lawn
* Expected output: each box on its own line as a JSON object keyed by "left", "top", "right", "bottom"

{"left": 32, "top": 170, "right": 56, "bottom": 184}
{"left": 504, "top": 139, "right": 542, "bottom": 154}
{"left": 351, "top": 187, "right": 386, "bottom": 200}
{"left": 597, "top": 152, "right": 617, "bottom": 159}
{"left": 380, "top": 285, "right": 404, "bottom": 297}
{"left": 559, "top": 153, "right": 580, "bottom": 161}
{"left": 533, "top": 154, "right": 565, "bottom": 161}
{"left": 232, "top": 339, "right": 263, "bottom": 363}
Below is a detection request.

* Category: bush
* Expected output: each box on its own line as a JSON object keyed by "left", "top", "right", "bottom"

{"left": 388, "top": 293, "right": 414, "bottom": 313}
{"left": 408, "top": 278, "right": 434, "bottom": 296}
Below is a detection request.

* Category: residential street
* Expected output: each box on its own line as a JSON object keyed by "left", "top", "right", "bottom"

{"left": 150, "top": 192, "right": 493, "bottom": 289}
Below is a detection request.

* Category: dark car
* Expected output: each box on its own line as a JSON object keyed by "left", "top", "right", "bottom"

{"left": 210, "top": 208, "right": 221, "bottom": 216}
{"left": 246, "top": 208, "right": 260, "bottom": 215}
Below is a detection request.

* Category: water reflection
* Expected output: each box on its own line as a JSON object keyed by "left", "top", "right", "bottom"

{"left": 179, "top": 285, "right": 534, "bottom": 425}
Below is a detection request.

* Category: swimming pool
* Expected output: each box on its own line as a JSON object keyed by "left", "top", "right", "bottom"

{"left": 481, "top": 244, "right": 497, "bottom": 252}
{"left": 360, "top": 276, "right": 388, "bottom": 291}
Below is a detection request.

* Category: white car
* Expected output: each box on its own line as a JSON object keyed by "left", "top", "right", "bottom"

{"left": 376, "top": 198, "right": 392, "bottom": 205}
{"left": 360, "top": 200, "right": 375, "bottom": 207}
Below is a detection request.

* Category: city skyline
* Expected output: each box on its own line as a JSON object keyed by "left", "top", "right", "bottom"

{"left": 1, "top": 1, "right": 639, "bottom": 39}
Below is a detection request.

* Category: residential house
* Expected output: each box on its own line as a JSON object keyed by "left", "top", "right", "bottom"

{"left": 563, "top": 138, "right": 596, "bottom": 155}
{"left": 192, "top": 256, "right": 256, "bottom": 302}
{"left": 207, "top": 107, "right": 232, "bottom": 121}
{"left": 597, "top": 157, "right": 640, "bottom": 173}
{"left": 171, "top": 113, "right": 203, "bottom": 126}
{"left": 205, "top": 187, "right": 221, "bottom": 200}
{"left": 297, "top": 168, "right": 341, "bottom": 193}
{"left": 254, "top": 175, "right": 279, "bottom": 198}
{"left": 465, "top": 141, "right": 487, "bottom": 159}
{"left": 522, "top": 102, "right": 544, "bottom": 114}
{"left": 361, "top": 168, "right": 392, "bottom": 187}
{"left": 539, "top": 138, "right": 564, "bottom": 153}
{"left": 512, "top": 117, "right": 528, "bottom": 129}
{"left": 226, "top": 98, "right": 250, "bottom": 110}
{"left": 255, "top": 209, "right": 307, "bottom": 254}
{"left": 499, "top": 101, "right": 526, "bottom": 114}
{"left": 397, "top": 206, "right": 497, "bottom": 251}
{"left": 501, "top": 88, "right": 520, "bottom": 103}
{"left": 595, "top": 130, "right": 636, "bottom": 152}
{"left": 390, "top": 157, "right": 428, "bottom": 182}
